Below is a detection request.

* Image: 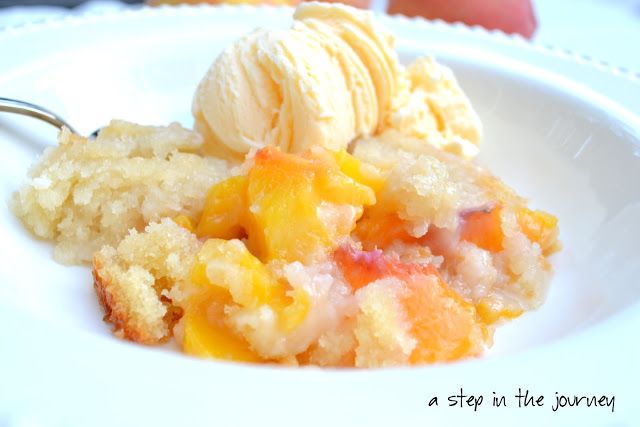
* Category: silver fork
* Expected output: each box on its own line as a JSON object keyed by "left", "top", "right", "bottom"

{"left": 0, "top": 96, "right": 79, "bottom": 135}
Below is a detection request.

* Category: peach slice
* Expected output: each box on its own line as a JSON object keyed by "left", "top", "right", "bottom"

{"left": 460, "top": 206, "right": 504, "bottom": 253}
{"left": 196, "top": 147, "right": 376, "bottom": 263}
{"left": 517, "top": 207, "right": 560, "bottom": 256}
{"left": 335, "top": 245, "right": 486, "bottom": 363}
{"left": 181, "top": 288, "right": 261, "bottom": 362}
{"left": 353, "top": 209, "right": 415, "bottom": 251}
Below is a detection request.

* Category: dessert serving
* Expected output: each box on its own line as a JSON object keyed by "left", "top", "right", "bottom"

{"left": 12, "top": 2, "right": 559, "bottom": 367}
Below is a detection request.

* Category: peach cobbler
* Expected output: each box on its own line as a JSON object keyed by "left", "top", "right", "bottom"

{"left": 12, "top": 2, "right": 559, "bottom": 367}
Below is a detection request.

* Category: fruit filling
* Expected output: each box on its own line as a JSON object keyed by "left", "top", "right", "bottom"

{"left": 90, "top": 143, "right": 557, "bottom": 367}
{"left": 14, "top": 3, "right": 560, "bottom": 368}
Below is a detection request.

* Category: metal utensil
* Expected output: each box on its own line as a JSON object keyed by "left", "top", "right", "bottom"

{"left": 0, "top": 96, "right": 101, "bottom": 137}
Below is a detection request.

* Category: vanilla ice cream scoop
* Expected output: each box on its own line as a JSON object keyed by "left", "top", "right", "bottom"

{"left": 385, "top": 57, "right": 483, "bottom": 158}
{"left": 193, "top": 2, "right": 400, "bottom": 157}
{"left": 294, "top": 2, "right": 401, "bottom": 127}
{"left": 194, "top": 28, "right": 354, "bottom": 155}
{"left": 194, "top": 2, "right": 482, "bottom": 159}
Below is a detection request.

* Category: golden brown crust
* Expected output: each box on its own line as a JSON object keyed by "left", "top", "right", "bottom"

{"left": 90, "top": 218, "right": 201, "bottom": 345}
{"left": 92, "top": 256, "right": 167, "bottom": 345}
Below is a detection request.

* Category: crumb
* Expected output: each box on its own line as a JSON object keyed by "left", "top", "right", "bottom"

{"left": 92, "top": 218, "right": 200, "bottom": 344}
{"left": 12, "top": 120, "right": 230, "bottom": 264}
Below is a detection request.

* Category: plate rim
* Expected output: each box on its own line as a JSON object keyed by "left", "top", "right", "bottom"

{"left": 0, "top": 3, "right": 638, "bottom": 82}
{"left": 0, "top": 6, "right": 639, "bottom": 425}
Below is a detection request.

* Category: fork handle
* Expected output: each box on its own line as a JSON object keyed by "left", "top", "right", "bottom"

{"left": 0, "top": 96, "right": 76, "bottom": 134}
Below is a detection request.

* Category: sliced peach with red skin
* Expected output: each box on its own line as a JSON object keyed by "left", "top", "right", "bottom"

{"left": 334, "top": 245, "right": 486, "bottom": 363}
{"left": 334, "top": 245, "right": 436, "bottom": 291}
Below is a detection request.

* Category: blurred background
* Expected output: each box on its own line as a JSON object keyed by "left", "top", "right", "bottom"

{"left": 0, "top": 0, "right": 638, "bottom": 72}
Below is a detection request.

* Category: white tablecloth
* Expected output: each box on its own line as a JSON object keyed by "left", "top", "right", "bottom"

{"left": 1, "top": 0, "right": 639, "bottom": 72}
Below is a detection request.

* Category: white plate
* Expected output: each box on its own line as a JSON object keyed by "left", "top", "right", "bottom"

{"left": 0, "top": 6, "right": 639, "bottom": 427}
